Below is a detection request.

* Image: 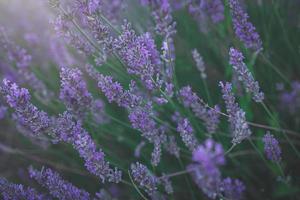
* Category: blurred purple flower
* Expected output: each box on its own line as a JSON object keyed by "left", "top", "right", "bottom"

{"left": 29, "top": 166, "right": 91, "bottom": 200}
{"left": 279, "top": 81, "right": 300, "bottom": 115}
{"left": 220, "top": 177, "right": 246, "bottom": 200}
{"left": 189, "top": 139, "right": 225, "bottom": 199}
{"left": 0, "top": 105, "right": 7, "bottom": 120}
{"left": 192, "top": 49, "right": 206, "bottom": 79}
{"left": 0, "top": 178, "right": 47, "bottom": 200}
{"left": 141, "top": 0, "right": 177, "bottom": 37}
{"left": 262, "top": 132, "right": 282, "bottom": 162}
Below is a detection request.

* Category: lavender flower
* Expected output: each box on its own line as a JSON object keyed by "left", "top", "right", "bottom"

{"left": 0, "top": 178, "right": 46, "bottom": 200}
{"left": 141, "top": 0, "right": 177, "bottom": 38}
{"left": 59, "top": 67, "right": 93, "bottom": 118}
{"left": 219, "top": 82, "right": 251, "bottom": 144}
{"left": 85, "top": 64, "right": 141, "bottom": 108}
{"left": 129, "top": 103, "right": 166, "bottom": 166}
{"left": 229, "top": 47, "right": 264, "bottom": 102}
{"left": 130, "top": 162, "right": 159, "bottom": 196}
{"left": 0, "top": 29, "right": 52, "bottom": 100}
{"left": 29, "top": 167, "right": 90, "bottom": 200}
{"left": 188, "top": 0, "right": 224, "bottom": 33}
{"left": 52, "top": 112, "right": 122, "bottom": 183}
{"left": 189, "top": 139, "right": 225, "bottom": 199}
{"left": 0, "top": 79, "right": 51, "bottom": 136}
{"left": 192, "top": 49, "right": 206, "bottom": 79}
{"left": 151, "top": 141, "right": 162, "bottom": 166}
{"left": 279, "top": 81, "right": 300, "bottom": 115}
{"left": 220, "top": 178, "right": 246, "bottom": 200}
{"left": 192, "top": 139, "right": 225, "bottom": 168}
{"left": 91, "top": 99, "right": 109, "bottom": 124}
{"left": 161, "top": 37, "right": 175, "bottom": 97}
{"left": 200, "top": 0, "right": 225, "bottom": 23}
{"left": 113, "top": 22, "right": 161, "bottom": 90}
{"left": 52, "top": 14, "right": 95, "bottom": 56}
{"left": 229, "top": 0, "right": 262, "bottom": 51}
{"left": 173, "top": 112, "right": 199, "bottom": 151}
{"left": 164, "top": 135, "right": 180, "bottom": 158}
{"left": 179, "top": 86, "right": 220, "bottom": 134}
{"left": 262, "top": 132, "right": 282, "bottom": 162}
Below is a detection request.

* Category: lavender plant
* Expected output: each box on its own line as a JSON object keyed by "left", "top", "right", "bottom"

{"left": 0, "top": 0, "right": 299, "bottom": 199}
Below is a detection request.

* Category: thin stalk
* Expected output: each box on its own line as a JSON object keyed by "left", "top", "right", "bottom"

{"left": 197, "top": 97, "right": 300, "bottom": 137}
{"left": 260, "top": 54, "right": 289, "bottom": 84}
{"left": 224, "top": 144, "right": 236, "bottom": 155}
{"left": 202, "top": 78, "right": 212, "bottom": 105}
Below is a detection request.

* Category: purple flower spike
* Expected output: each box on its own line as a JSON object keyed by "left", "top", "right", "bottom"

{"left": 53, "top": 112, "right": 122, "bottom": 183}
{"left": 229, "top": 47, "right": 264, "bottom": 102}
{"left": 200, "top": 0, "right": 225, "bottom": 23}
{"left": 179, "top": 86, "right": 220, "bottom": 134}
{"left": 192, "top": 49, "right": 206, "bottom": 79}
{"left": 29, "top": 167, "right": 90, "bottom": 200}
{"left": 173, "top": 112, "right": 199, "bottom": 151}
{"left": 0, "top": 79, "right": 51, "bottom": 136}
{"left": 130, "top": 162, "right": 159, "bottom": 196}
{"left": 221, "top": 177, "right": 246, "bottom": 200}
{"left": 0, "top": 178, "right": 47, "bottom": 200}
{"left": 219, "top": 82, "right": 251, "bottom": 144}
{"left": 229, "top": 0, "right": 263, "bottom": 51}
{"left": 262, "top": 132, "right": 282, "bottom": 162}
{"left": 113, "top": 22, "right": 161, "bottom": 90}
{"left": 59, "top": 67, "right": 93, "bottom": 118}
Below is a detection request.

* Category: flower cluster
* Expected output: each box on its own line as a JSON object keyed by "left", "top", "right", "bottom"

{"left": 220, "top": 177, "right": 246, "bottom": 200}
{"left": 229, "top": 47, "right": 264, "bottom": 102}
{"left": 29, "top": 166, "right": 91, "bottom": 200}
{"left": 190, "top": 139, "right": 225, "bottom": 199}
{"left": 173, "top": 112, "right": 199, "bottom": 151}
{"left": 188, "top": 0, "right": 224, "bottom": 32}
{"left": 130, "top": 162, "right": 159, "bottom": 196}
{"left": 179, "top": 86, "right": 220, "bottom": 134}
{"left": 192, "top": 49, "right": 206, "bottom": 79}
{"left": 262, "top": 132, "right": 282, "bottom": 162}
{"left": 59, "top": 67, "right": 93, "bottom": 118}
{"left": 86, "top": 64, "right": 141, "bottom": 109}
{"left": 219, "top": 82, "right": 251, "bottom": 144}
{"left": 0, "top": 79, "right": 51, "bottom": 136}
{"left": 0, "top": 178, "right": 46, "bottom": 200}
{"left": 229, "top": 0, "right": 262, "bottom": 51}
{"left": 113, "top": 22, "right": 161, "bottom": 91}
{"left": 52, "top": 112, "right": 122, "bottom": 183}
{"left": 141, "top": 0, "right": 177, "bottom": 38}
